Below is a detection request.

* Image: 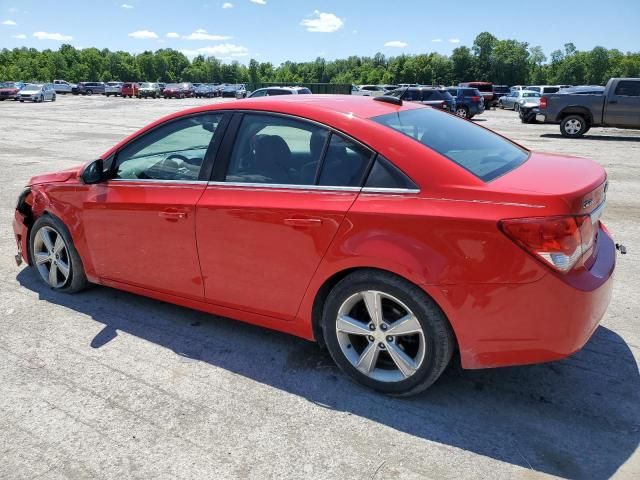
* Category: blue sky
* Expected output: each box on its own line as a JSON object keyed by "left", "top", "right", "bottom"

{"left": 1, "top": 0, "right": 639, "bottom": 64}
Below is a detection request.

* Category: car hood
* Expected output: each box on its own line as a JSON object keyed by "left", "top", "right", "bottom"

{"left": 21, "top": 88, "right": 41, "bottom": 94}
{"left": 490, "top": 151, "right": 606, "bottom": 213}
{"left": 29, "top": 166, "right": 82, "bottom": 186}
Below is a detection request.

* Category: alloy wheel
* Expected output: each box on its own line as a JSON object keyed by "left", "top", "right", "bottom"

{"left": 456, "top": 107, "right": 468, "bottom": 118}
{"left": 33, "top": 226, "right": 71, "bottom": 288}
{"left": 335, "top": 290, "right": 426, "bottom": 382}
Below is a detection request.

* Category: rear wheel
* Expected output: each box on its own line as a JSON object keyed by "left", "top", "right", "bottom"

{"left": 322, "top": 270, "right": 455, "bottom": 396}
{"left": 455, "top": 106, "right": 469, "bottom": 118}
{"left": 86, "top": 90, "right": 93, "bottom": 96}
{"left": 560, "top": 115, "right": 588, "bottom": 137}
{"left": 29, "top": 215, "right": 89, "bottom": 293}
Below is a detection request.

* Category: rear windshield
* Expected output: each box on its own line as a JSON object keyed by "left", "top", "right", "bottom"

{"left": 472, "top": 84, "right": 493, "bottom": 92}
{"left": 372, "top": 108, "right": 528, "bottom": 182}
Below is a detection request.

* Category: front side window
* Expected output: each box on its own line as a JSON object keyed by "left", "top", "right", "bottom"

{"left": 114, "top": 113, "right": 223, "bottom": 181}
{"left": 250, "top": 89, "right": 266, "bottom": 97}
{"left": 372, "top": 107, "right": 528, "bottom": 182}
{"left": 225, "top": 114, "right": 329, "bottom": 185}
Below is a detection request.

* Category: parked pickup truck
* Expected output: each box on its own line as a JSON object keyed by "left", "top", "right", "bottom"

{"left": 536, "top": 78, "right": 640, "bottom": 137}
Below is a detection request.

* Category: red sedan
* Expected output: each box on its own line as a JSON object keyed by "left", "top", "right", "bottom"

{"left": 12, "top": 95, "right": 616, "bottom": 395}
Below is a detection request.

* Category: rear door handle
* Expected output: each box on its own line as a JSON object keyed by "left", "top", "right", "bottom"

{"left": 159, "top": 209, "right": 187, "bottom": 220}
{"left": 284, "top": 218, "right": 323, "bottom": 227}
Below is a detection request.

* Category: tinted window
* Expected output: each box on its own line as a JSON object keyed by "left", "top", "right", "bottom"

{"left": 403, "top": 89, "right": 422, "bottom": 101}
{"left": 421, "top": 90, "right": 434, "bottom": 100}
{"left": 226, "top": 114, "right": 329, "bottom": 185}
{"left": 267, "top": 89, "right": 292, "bottom": 96}
{"left": 372, "top": 108, "right": 528, "bottom": 182}
{"left": 542, "top": 87, "right": 559, "bottom": 94}
{"left": 249, "top": 89, "right": 266, "bottom": 97}
{"left": 365, "top": 156, "right": 417, "bottom": 190}
{"left": 526, "top": 86, "right": 541, "bottom": 92}
{"left": 614, "top": 81, "right": 640, "bottom": 97}
{"left": 298, "top": 88, "right": 312, "bottom": 94}
{"left": 318, "top": 134, "right": 372, "bottom": 187}
{"left": 447, "top": 88, "right": 458, "bottom": 96}
{"left": 115, "top": 113, "right": 222, "bottom": 181}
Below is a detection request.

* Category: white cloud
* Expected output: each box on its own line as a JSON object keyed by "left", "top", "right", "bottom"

{"left": 180, "top": 43, "right": 248, "bottom": 57}
{"left": 33, "top": 31, "right": 73, "bottom": 41}
{"left": 449, "top": 38, "right": 460, "bottom": 43}
{"left": 128, "top": 30, "right": 158, "bottom": 39}
{"left": 301, "top": 11, "right": 344, "bottom": 33}
{"left": 182, "top": 29, "right": 231, "bottom": 41}
{"left": 166, "top": 32, "right": 180, "bottom": 38}
{"left": 2, "top": 19, "right": 17, "bottom": 25}
{"left": 222, "top": 2, "right": 234, "bottom": 8}
{"left": 384, "top": 40, "right": 407, "bottom": 48}
{"left": 250, "top": 0, "right": 266, "bottom": 4}
{"left": 121, "top": 3, "right": 134, "bottom": 8}
{"left": 432, "top": 38, "right": 442, "bottom": 43}
{"left": 12, "top": 33, "right": 26, "bottom": 39}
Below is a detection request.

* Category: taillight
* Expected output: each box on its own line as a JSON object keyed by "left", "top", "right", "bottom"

{"left": 500, "top": 215, "right": 599, "bottom": 273}
{"left": 471, "top": 96, "right": 481, "bottom": 102}
{"left": 540, "top": 97, "right": 548, "bottom": 109}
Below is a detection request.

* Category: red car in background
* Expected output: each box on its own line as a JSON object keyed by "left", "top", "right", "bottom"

{"left": 12, "top": 95, "right": 616, "bottom": 395}
{"left": 0, "top": 81, "right": 24, "bottom": 100}
{"left": 163, "top": 82, "right": 194, "bottom": 99}
{"left": 459, "top": 81, "right": 494, "bottom": 108}
{"left": 121, "top": 82, "right": 139, "bottom": 98}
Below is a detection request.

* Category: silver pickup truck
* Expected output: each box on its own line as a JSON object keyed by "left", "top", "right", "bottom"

{"left": 536, "top": 78, "right": 640, "bottom": 137}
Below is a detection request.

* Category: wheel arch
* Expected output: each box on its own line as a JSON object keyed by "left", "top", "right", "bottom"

{"left": 308, "top": 266, "right": 460, "bottom": 356}
{"left": 559, "top": 107, "right": 593, "bottom": 124}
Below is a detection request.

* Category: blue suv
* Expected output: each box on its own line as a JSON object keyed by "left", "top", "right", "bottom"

{"left": 446, "top": 87, "right": 485, "bottom": 119}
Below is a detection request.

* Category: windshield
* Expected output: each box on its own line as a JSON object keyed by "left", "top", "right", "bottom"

{"left": 166, "top": 83, "right": 180, "bottom": 89}
{"left": 372, "top": 108, "right": 528, "bottom": 182}
{"left": 522, "top": 92, "right": 540, "bottom": 98}
{"left": 0, "top": 82, "right": 17, "bottom": 88}
{"left": 24, "top": 84, "right": 41, "bottom": 90}
{"left": 141, "top": 83, "right": 153, "bottom": 88}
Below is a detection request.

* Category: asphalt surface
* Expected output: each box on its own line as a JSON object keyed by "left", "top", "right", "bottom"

{"left": 0, "top": 95, "right": 638, "bottom": 480}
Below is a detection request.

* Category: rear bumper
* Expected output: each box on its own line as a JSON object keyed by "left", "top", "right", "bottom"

{"left": 430, "top": 228, "right": 616, "bottom": 369}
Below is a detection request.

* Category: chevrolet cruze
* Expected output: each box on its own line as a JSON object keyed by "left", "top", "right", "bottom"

{"left": 12, "top": 95, "right": 616, "bottom": 395}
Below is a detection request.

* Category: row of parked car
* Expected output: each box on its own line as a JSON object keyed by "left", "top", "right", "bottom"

{"left": 47, "top": 79, "right": 249, "bottom": 99}
{"left": 0, "top": 82, "right": 58, "bottom": 102}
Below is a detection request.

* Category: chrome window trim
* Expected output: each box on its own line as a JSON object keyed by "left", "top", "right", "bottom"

{"left": 361, "top": 187, "right": 420, "bottom": 195}
{"left": 207, "top": 181, "right": 362, "bottom": 192}
{"left": 108, "top": 178, "right": 207, "bottom": 185}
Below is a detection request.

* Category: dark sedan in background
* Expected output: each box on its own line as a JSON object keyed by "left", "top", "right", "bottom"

{"left": 386, "top": 87, "right": 456, "bottom": 112}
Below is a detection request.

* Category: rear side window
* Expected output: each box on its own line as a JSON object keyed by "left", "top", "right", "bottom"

{"left": 365, "top": 156, "right": 417, "bottom": 190}
{"left": 372, "top": 108, "right": 528, "bottom": 182}
{"left": 318, "top": 134, "right": 372, "bottom": 187}
{"left": 298, "top": 88, "right": 312, "bottom": 94}
{"left": 267, "top": 89, "right": 292, "bottom": 96}
{"left": 615, "top": 81, "right": 640, "bottom": 96}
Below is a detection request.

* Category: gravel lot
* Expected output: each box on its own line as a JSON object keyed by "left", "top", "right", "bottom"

{"left": 0, "top": 95, "right": 638, "bottom": 480}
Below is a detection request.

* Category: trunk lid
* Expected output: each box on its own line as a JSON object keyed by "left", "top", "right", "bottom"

{"left": 490, "top": 151, "right": 607, "bottom": 214}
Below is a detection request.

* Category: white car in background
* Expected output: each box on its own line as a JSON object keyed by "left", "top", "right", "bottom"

{"left": 352, "top": 85, "right": 386, "bottom": 97}
{"left": 19, "top": 83, "right": 56, "bottom": 102}
{"left": 53, "top": 79, "right": 76, "bottom": 94}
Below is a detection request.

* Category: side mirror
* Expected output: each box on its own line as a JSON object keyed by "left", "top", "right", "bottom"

{"left": 81, "top": 159, "right": 105, "bottom": 184}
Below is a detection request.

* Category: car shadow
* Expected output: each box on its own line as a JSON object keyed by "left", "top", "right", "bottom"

{"left": 540, "top": 133, "right": 640, "bottom": 142}
{"left": 17, "top": 268, "right": 639, "bottom": 479}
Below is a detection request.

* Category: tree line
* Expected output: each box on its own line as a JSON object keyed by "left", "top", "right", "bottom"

{"left": 1, "top": 32, "right": 639, "bottom": 87}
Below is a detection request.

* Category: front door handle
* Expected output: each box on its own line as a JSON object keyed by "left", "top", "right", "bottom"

{"left": 284, "top": 218, "right": 323, "bottom": 227}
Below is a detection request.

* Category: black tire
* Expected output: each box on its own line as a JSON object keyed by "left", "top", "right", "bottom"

{"left": 321, "top": 269, "right": 455, "bottom": 396}
{"left": 52, "top": 94, "right": 56, "bottom": 102}
{"left": 514, "top": 103, "right": 520, "bottom": 112}
{"left": 560, "top": 115, "right": 588, "bottom": 137}
{"left": 28, "top": 214, "right": 89, "bottom": 293}
{"left": 86, "top": 90, "right": 93, "bottom": 96}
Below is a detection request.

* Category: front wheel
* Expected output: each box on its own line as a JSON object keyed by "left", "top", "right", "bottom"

{"left": 560, "top": 115, "right": 588, "bottom": 137}
{"left": 322, "top": 270, "right": 455, "bottom": 396}
{"left": 29, "top": 215, "right": 89, "bottom": 293}
{"left": 52, "top": 94, "right": 56, "bottom": 102}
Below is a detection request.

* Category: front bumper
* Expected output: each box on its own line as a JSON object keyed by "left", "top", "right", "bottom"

{"left": 12, "top": 210, "right": 30, "bottom": 265}
{"left": 429, "top": 228, "right": 616, "bottom": 369}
